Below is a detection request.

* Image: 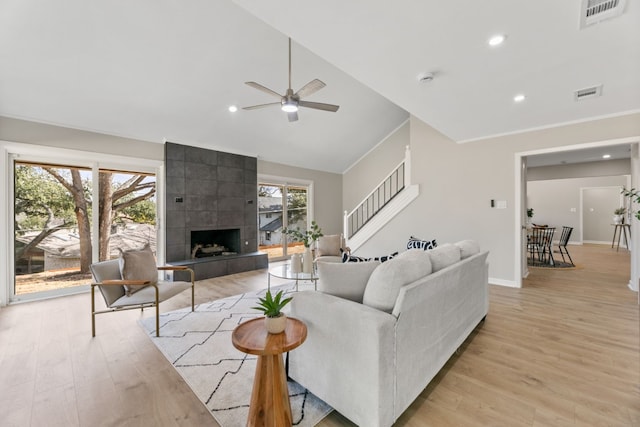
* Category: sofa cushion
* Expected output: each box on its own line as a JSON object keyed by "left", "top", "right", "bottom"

{"left": 428, "top": 243, "right": 461, "bottom": 272}
{"left": 316, "top": 234, "right": 342, "bottom": 257}
{"left": 119, "top": 245, "right": 158, "bottom": 296}
{"left": 317, "top": 261, "right": 380, "bottom": 303}
{"left": 455, "top": 240, "right": 480, "bottom": 259}
{"left": 406, "top": 235, "right": 437, "bottom": 251}
{"left": 362, "top": 249, "right": 432, "bottom": 313}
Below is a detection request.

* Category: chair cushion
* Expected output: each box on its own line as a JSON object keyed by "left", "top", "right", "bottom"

{"left": 316, "top": 234, "right": 342, "bottom": 257}
{"left": 317, "top": 261, "right": 380, "bottom": 303}
{"left": 119, "top": 245, "right": 158, "bottom": 295}
{"left": 110, "top": 280, "right": 192, "bottom": 307}
{"left": 362, "top": 249, "right": 432, "bottom": 313}
{"left": 428, "top": 244, "right": 461, "bottom": 272}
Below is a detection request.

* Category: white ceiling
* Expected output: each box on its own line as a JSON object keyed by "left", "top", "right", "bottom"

{"left": 1, "top": 1, "right": 639, "bottom": 173}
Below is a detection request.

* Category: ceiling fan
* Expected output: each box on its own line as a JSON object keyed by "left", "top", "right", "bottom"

{"left": 243, "top": 38, "right": 340, "bottom": 122}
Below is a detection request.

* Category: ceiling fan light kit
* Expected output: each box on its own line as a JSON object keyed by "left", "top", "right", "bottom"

{"left": 243, "top": 38, "right": 340, "bottom": 122}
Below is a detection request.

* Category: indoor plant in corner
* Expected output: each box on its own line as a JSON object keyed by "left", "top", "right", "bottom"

{"left": 252, "top": 290, "right": 293, "bottom": 334}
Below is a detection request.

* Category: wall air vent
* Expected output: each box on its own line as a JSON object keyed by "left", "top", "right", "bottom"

{"left": 580, "top": 0, "right": 627, "bottom": 28}
{"left": 574, "top": 85, "right": 603, "bottom": 101}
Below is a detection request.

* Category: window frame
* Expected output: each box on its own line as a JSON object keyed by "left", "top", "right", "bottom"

{"left": 0, "top": 141, "right": 164, "bottom": 305}
{"left": 258, "top": 174, "right": 314, "bottom": 261}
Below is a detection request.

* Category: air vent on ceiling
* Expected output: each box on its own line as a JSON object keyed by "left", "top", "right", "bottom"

{"left": 574, "top": 85, "right": 603, "bottom": 101}
{"left": 580, "top": 0, "right": 627, "bottom": 28}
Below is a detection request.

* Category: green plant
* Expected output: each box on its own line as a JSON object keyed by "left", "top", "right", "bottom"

{"left": 527, "top": 208, "right": 534, "bottom": 218}
{"left": 282, "top": 220, "right": 323, "bottom": 247}
{"left": 621, "top": 187, "right": 640, "bottom": 220}
{"left": 614, "top": 207, "right": 626, "bottom": 215}
{"left": 252, "top": 290, "right": 293, "bottom": 318}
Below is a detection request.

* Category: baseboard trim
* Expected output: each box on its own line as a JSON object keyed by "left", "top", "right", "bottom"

{"left": 489, "top": 277, "right": 519, "bottom": 288}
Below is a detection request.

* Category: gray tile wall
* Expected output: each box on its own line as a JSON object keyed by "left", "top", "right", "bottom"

{"left": 165, "top": 142, "right": 258, "bottom": 262}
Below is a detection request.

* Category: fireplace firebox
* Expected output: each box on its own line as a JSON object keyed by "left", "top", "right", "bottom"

{"left": 190, "top": 229, "right": 240, "bottom": 258}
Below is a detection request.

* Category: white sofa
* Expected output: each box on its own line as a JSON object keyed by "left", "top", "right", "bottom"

{"left": 288, "top": 241, "right": 489, "bottom": 427}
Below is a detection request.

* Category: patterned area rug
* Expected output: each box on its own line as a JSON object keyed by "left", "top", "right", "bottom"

{"left": 138, "top": 282, "right": 332, "bottom": 427}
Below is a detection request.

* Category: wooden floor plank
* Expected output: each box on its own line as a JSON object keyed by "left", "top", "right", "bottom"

{"left": 0, "top": 244, "right": 637, "bottom": 426}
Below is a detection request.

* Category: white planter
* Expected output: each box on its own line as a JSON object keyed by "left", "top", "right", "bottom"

{"left": 303, "top": 247, "right": 313, "bottom": 273}
{"left": 290, "top": 254, "right": 302, "bottom": 273}
{"left": 265, "top": 313, "right": 287, "bottom": 334}
{"left": 613, "top": 214, "right": 624, "bottom": 224}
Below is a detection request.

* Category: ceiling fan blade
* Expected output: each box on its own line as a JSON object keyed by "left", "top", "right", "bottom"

{"left": 287, "top": 111, "right": 299, "bottom": 122}
{"left": 295, "top": 79, "right": 326, "bottom": 99}
{"left": 245, "top": 81, "right": 283, "bottom": 99}
{"left": 298, "top": 100, "right": 340, "bottom": 112}
{"left": 242, "top": 102, "right": 281, "bottom": 110}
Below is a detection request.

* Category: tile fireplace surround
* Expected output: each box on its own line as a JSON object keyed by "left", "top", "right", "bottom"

{"left": 164, "top": 142, "right": 267, "bottom": 280}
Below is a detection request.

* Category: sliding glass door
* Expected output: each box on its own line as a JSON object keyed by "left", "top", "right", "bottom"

{"left": 12, "top": 160, "right": 156, "bottom": 300}
{"left": 258, "top": 182, "right": 309, "bottom": 260}
{"left": 14, "top": 162, "right": 93, "bottom": 296}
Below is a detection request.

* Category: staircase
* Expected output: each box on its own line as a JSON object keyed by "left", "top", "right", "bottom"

{"left": 344, "top": 146, "right": 419, "bottom": 251}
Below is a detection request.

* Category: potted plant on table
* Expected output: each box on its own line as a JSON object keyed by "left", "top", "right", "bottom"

{"left": 526, "top": 208, "right": 534, "bottom": 225}
{"left": 613, "top": 207, "right": 626, "bottom": 224}
{"left": 282, "top": 220, "right": 323, "bottom": 273}
{"left": 252, "top": 290, "right": 293, "bottom": 334}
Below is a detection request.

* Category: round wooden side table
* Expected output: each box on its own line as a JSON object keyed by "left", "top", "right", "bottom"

{"left": 232, "top": 316, "right": 307, "bottom": 427}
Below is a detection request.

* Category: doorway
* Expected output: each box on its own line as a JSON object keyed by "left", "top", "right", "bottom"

{"left": 258, "top": 181, "right": 311, "bottom": 261}
{"left": 515, "top": 138, "right": 639, "bottom": 289}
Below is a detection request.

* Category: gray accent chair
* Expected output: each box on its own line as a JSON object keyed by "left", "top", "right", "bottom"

{"left": 90, "top": 259, "right": 195, "bottom": 337}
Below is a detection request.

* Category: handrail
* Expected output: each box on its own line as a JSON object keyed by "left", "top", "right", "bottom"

{"left": 344, "top": 146, "right": 411, "bottom": 239}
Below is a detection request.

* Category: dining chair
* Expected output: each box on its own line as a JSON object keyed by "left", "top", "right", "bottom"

{"left": 540, "top": 227, "right": 556, "bottom": 266}
{"left": 527, "top": 227, "right": 546, "bottom": 265}
{"left": 557, "top": 226, "right": 574, "bottom": 265}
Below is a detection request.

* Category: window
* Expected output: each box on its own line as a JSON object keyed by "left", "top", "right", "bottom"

{"left": 258, "top": 178, "right": 312, "bottom": 260}
{"left": 2, "top": 142, "right": 162, "bottom": 304}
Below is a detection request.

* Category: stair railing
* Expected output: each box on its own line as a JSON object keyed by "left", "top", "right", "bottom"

{"left": 344, "top": 146, "right": 411, "bottom": 239}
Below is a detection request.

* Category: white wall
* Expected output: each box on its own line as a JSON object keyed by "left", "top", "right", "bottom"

{"left": 0, "top": 116, "right": 163, "bottom": 160}
{"left": 342, "top": 120, "right": 409, "bottom": 212}
{"left": 351, "top": 112, "right": 640, "bottom": 286}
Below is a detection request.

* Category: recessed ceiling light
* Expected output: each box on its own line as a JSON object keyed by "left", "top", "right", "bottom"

{"left": 602, "top": 154, "right": 611, "bottom": 159}
{"left": 228, "top": 105, "right": 238, "bottom": 113}
{"left": 514, "top": 94, "right": 526, "bottom": 103}
{"left": 488, "top": 34, "right": 506, "bottom": 46}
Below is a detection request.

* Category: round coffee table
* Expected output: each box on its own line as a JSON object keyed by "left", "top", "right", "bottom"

{"left": 232, "top": 317, "right": 307, "bottom": 427}
{"left": 268, "top": 263, "right": 318, "bottom": 291}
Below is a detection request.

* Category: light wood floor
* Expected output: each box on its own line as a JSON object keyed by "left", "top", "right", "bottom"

{"left": 1, "top": 244, "right": 638, "bottom": 426}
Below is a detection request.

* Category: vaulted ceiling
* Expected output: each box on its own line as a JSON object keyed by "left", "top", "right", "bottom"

{"left": 1, "top": 1, "right": 638, "bottom": 173}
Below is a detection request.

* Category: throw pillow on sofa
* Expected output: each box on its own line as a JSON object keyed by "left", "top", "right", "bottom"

{"left": 317, "top": 261, "right": 381, "bottom": 303}
{"left": 428, "top": 243, "right": 461, "bottom": 272}
{"left": 362, "top": 249, "right": 432, "bottom": 313}
{"left": 454, "top": 240, "right": 480, "bottom": 259}
{"left": 118, "top": 244, "right": 158, "bottom": 296}
{"left": 342, "top": 251, "right": 399, "bottom": 263}
{"left": 407, "top": 235, "right": 437, "bottom": 251}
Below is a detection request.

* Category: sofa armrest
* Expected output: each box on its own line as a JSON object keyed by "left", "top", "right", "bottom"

{"left": 288, "top": 291, "right": 396, "bottom": 427}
